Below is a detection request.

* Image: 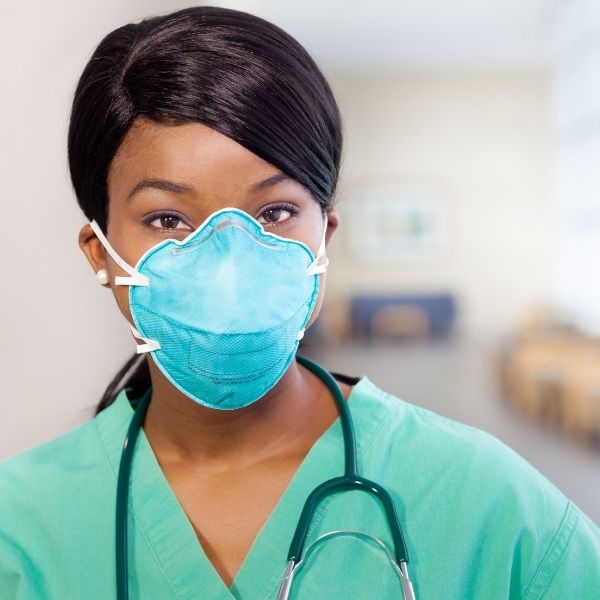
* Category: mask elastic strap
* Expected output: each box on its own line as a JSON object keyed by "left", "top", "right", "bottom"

{"left": 128, "top": 322, "right": 161, "bottom": 354}
{"left": 299, "top": 220, "right": 329, "bottom": 341}
{"left": 89, "top": 220, "right": 149, "bottom": 287}
{"left": 306, "top": 220, "right": 329, "bottom": 276}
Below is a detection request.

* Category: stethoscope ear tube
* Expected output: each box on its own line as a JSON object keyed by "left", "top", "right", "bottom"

{"left": 276, "top": 560, "right": 296, "bottom": 600}
{"left": 115, "top": 387, "right": 152, "bottom": 600}
{"left": 277, "top": 530, "right": 415, "bottom": 600}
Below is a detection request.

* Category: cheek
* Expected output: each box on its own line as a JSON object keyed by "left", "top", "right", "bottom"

{"left": 103, "top": 217, "right": 148, "bottom": 326}
{"left": 106, "top": 272, "right": 135, "bottom": 325}
{"left": 306, "top": 272, "right": 327, "bottom": 328}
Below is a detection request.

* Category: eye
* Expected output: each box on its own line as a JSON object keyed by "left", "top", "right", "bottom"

{"left": 256, "top": 204, "right": 298, "bottom": 226}
{"left": 145, "top": 212, "right": 193, "bottom": 232}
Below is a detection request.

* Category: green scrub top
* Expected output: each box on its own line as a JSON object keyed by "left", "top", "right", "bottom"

{"left": 1, "top": 375, "right": 600, "bottom": 599}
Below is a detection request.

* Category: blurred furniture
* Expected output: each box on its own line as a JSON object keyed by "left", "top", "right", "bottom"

{"left": 370, "top": 305, "right": 430, "bottom": 340}
{"left": 502, "top": 325, "right": 600, "bottom": 447}
{"left": 350, "top": 293, "right": 457, "bottom": 341}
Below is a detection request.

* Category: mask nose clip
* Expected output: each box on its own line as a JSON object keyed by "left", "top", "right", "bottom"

{"left": 171, "top": 218, "right": 284, "bottom": 255}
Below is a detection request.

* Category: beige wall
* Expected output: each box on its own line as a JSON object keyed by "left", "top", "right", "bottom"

{"left": 323, "top": 70, "right": 555, "bottom": 340}
{"left": 0, "top": 0, "right": 166, "bottom": 459}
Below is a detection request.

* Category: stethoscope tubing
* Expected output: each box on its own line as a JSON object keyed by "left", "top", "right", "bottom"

{"left": 291, "top": 355, "right": 410, "bottom": 567}
{"left": 115, "top": 385, "right": 152, "bottom": 600}
{"left": 115, "top": 355, "right": 414, "bottom": 599}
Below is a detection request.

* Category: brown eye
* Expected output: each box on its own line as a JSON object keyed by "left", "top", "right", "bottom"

{"left": 158, "top": 215, "right": 181, "bottom": 229}
{"left": 147, "top": 213, "right": 193, "bottom": 231}
{"left": 264, "top": 208, "right": 284, "bottom": 223}
{"left": 257, "top": 205, "right": 296, "bottom": 226}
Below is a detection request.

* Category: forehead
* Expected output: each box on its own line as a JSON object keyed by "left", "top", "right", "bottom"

{"left": 107, "top": 117, "right": 280, "bottom": 200}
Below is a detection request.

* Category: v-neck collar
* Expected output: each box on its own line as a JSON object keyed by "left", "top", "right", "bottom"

{"left": 94, "top": 374, "right": 393, "bottom": 599}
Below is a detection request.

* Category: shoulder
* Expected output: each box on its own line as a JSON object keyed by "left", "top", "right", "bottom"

{"left": 0, "top": 408, "right": 115, "bottom": 528}
{"left": 356, "top": 376, "right": 571, "bottom": 519}
{"left": 0, "top": 405, "right": 124, "bottom": 596}
{"left": 0, "top": 390, "right": 132, "bottom": 488}
{"left": 353, "top": 377, "right": 600, "bottom": 595}
{"left": 0, "top": 416, "right": 103, "bottom": 481}
{"left": 354, "top": 375, "right": 562, "bottom": 494}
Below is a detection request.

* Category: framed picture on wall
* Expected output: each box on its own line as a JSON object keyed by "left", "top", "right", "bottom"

{"left": 342, "top": 177, "right": 452, "bottom": 264}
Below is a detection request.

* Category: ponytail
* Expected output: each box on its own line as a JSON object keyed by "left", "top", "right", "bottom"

{"left": 96, "top": 354, "right": 151, "bottom": 414}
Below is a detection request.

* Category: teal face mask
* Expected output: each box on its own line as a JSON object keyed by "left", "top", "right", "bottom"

{"left": 90, "top": 208, "right": 328, "bottom": 410}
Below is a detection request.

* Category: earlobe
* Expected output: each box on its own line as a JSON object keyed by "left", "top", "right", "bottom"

{"left": 79, "top": 224, "right": 108, "bottom": 274}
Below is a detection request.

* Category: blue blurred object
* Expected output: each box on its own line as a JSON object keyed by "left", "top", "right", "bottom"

{"left": 350, "top": 293, "right": 457, "bottom": 340}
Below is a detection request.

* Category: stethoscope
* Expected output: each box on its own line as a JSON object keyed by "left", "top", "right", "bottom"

{"left": 115, "top": 354, "right": 416, "bottom": 599}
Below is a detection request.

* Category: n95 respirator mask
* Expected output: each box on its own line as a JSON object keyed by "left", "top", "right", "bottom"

{"left": 89, "top": 207, "right": 328, "bottom": 410}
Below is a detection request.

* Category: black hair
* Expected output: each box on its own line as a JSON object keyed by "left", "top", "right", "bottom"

{"left": 67, "top": 6, "right": 343, "bottom": 414}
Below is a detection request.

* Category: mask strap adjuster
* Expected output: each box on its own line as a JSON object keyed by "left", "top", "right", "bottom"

{"left": 89, "top": 220, "right": 150, "bottom": 287}
{"left": 128, "top": 323, "right": 161, "bottom": 354}
{"left": 306, "top": 221, "right": 329, "bottom": 276}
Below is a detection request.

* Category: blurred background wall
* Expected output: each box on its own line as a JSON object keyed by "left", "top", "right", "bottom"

{"left": 553, "top": 1, "right": 600, "bottom": 332}
{"left": 327, "top": 70, "right": 553, "bottom": 340}
{"left": 1, "top": 0, "right": 598, "bottom": 522}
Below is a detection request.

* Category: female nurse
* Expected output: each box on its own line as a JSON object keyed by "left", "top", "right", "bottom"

{"left": 1, "top": 6, "right": 600, "bottom": 599}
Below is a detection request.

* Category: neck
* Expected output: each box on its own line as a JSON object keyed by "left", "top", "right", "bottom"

{"left": 142, "top": 357, "right": 349, "bottom": 472}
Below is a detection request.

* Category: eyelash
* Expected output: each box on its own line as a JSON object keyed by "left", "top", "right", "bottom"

{"left": 142, "top": 203, "right": 299, "bottom": 233}
{"left": 258, "top": 202, "right": 299, "bottom": 227}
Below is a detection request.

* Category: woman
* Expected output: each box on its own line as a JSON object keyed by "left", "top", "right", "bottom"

{"left": 1, "top": 6, "right": 599, "bottom": 599}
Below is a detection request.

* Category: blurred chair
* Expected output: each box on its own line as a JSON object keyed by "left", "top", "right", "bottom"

{"left": 504, "top": 339, "right": 570, "bottom": 420}
{"left": 502, "top": 332, "right": 600, "bottom": 446}
{"left": 562, "top": 352, "right": 600, "bottom": 439}
{"left": 370, "top": 304, "right": 430, "bottom": 340}
{"left": 533, "top": 368, "right": 565, "bottom": 428}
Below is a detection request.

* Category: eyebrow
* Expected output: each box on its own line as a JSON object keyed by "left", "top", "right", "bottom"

{"left": 126, "top": 173, "right": 295, "bottom": 202}
{"left": 250, "top": 173, "right": 295, "bottom": 191}
{"left": 127, "top": 179, "right": 194, "bottom": 201}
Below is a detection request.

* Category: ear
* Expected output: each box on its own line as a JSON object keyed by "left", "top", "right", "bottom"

{"left": 325, "top": 209, "right": 340, "bottom": 244}
{"left": 79, "top": 223, "right": 107, "bottom": 274}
